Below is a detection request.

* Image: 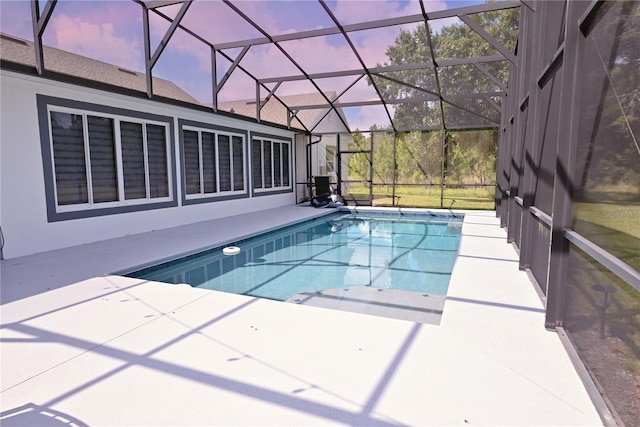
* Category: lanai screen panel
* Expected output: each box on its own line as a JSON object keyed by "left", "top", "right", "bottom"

{"left": 0, "top": 0, "right": 521, "bottom": 134}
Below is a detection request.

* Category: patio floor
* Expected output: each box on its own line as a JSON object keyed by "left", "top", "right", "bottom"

{"left": 0, "top": 207, "right": 603, "bottom": 426}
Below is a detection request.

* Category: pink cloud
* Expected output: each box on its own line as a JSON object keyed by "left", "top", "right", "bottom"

{"left": 50, "top": 14, "right": 143, "bottom": 71}
{"left": 331, "top": 0, "right": 423, "bottom": 24}
{"left": 210, "top": 1, "right": 423, "bottom": 130}
{"left": 40, "top": 1, "right": 457, "bottom": 131}
{"left": 346, "top": 104, "right": 395, "bottom": 132}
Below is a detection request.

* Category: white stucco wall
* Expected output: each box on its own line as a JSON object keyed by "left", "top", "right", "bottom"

{"left": 312, "top": 108, "right": 349, "bottom": 135}
{"left": 0, "top": 70, "right": 297, "bottom": 258}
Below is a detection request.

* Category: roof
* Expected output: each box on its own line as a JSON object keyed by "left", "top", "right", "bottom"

{"left": 0, "top": 33, "right": 200, "bottom": 105}
{"left": 217, "top": 91, "right": 349, "bottom": 132}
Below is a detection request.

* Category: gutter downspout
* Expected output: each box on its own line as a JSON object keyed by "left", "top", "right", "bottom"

{"left": 0, "top": 225, "right": 5, "bottom": 260}
{"left": 306, "top": 135, "right": 322, "bottom": 200}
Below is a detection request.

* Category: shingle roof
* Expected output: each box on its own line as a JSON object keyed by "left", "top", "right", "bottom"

{"left": 217, "top": 91, "right": 347, "bottom": 132}
{"left": 0, "top": 33, "right": 200, "bottom": 105}
{"left": 1, "top": 33, "right": 349, "bottom": 132}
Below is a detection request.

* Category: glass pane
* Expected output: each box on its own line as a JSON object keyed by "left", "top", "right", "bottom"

{"left": 326, "top": 145, "right": 335, "bottom": 173}
{"left": 50, "top": 112, "right": 88, "bottom": 205}
{"left": 282, "top": 143, "right": 290, "bottom": 186}
{"left": 87, "top": 116, "right": 117, "bottom": 203}
{"left": 232, "top": 136, "right": 244, "bottom": 191}
{"left": 273, "top": 142, "right": 281, "bottom": 187}
{"left": 263, "top": 141, "right": 272, "bottom": 188}
{"left": 252, "top": 139, "right": 263, "bottom": 189}
{"left": 202, "top": 132, "right": 217, "bottom": 194}
{"left": 183, "top": 130, "right": 201, "bottom": 195}
{"left": 120, "top": 122, "right": 146, "bottom": 200}
{"left": 146, "top": 124, "right": 169, "bottom": 198}
{"left": 218, "top": 135, "right": 231, "bottom": 192}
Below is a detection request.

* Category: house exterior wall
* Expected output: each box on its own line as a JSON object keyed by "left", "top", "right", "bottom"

{"left": 0, "top": 70, "right": 296, "bottom": 258}
{"left": 310, "top": 135, "right": 338, "bottom": 180}
{"left": 311, "top": 108, "right": 349, "bottom": 136}
{"left": 309, "top": 108, "right": 348, "bottom": 188}
{"left": 294, "top": 134, "right": 309, "bottom": 202}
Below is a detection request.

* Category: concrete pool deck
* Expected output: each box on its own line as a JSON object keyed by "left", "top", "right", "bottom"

{"left": 1, "top": 207, "right": 604, "bottom": 426}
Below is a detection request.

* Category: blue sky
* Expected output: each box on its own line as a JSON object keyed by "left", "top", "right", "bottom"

{"left": 1, "top": 0, "right": 486, "bottom": 130}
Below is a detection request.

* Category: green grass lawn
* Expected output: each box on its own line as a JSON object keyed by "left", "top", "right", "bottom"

{"left": 573, "top": 185, "right": 639, "bottom": 271}
{"left": 345, "top": 185, "right": 495, "bottom": 210}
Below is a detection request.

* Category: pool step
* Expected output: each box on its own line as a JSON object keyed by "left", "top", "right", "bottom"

{"left": 286, "top": 286, "right": 446, "bottom": 325}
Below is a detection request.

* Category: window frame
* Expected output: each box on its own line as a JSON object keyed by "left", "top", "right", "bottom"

{"left": 37, "top": 95, "right": 177, "bottom": 222}
{"left": 250, "top": 132, "right": 293, "bottom": 197}
{"left": 326, "top": 145, "right": 336, "bottom": 174}
{"left": 178, "top": 119, "right": 249, "bottom": 205}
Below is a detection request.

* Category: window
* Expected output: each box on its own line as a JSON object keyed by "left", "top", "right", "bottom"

{"left": 251, "top": 135, "right": 291, "bottom": 193}
{"left": 47, "top": 107, "right": 172, "bottom": 213}
{"left": 182, "top": 126, "right": 246, "bottom": 199}
{"left": 326, "top": 145, "right": 336, "bottom": 173}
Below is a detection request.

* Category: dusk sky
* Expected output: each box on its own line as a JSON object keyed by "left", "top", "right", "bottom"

{"left": 1, "top": 0, "right": 487, "bottom": 130}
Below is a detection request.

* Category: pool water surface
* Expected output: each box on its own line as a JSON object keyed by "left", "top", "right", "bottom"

{"left": 127, "top": 211, "right": 464, "bottom": 301}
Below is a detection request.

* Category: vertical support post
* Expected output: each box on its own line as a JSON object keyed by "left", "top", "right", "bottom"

{"left": 392, "top": 133, "right": 397, "bottom": 207}
{"left": 0, "top": 225, "right": 4, "bottom": 260}
{"left": 336, "top": 133, "right": 341, "bottom": 197}
{"left": 142, "top": 6, "right": 153, "bottom": 98}
{"left": 256, "top": 81, "right": 261, "bottom": 123}
{"left": 506, "top": 115, "right": 519, "bottom": 243}
{"left": 30, "top": 0, "right": 56, "bottom": 75}
{"left": 307, "top": 135, "right": 312, "bottom": 197}
{"left": 440, "top": 129, "right": 447, "bottom": 209}
{"left": 211, "top": 47, "right": 218, "bottom": 112}
{"left": 504, "top": 3, "right": 527, "bottom": 243}
{"left": 144, "top": 2, "right": 192, "bottom": 99}
{"left": 497, "top": 90, "right": 510, "bottom": 226}
{"left": 30, "top": 0, "right": 44, "bottom": 75}
{"left": 518, "top": 3, "right": 545, "bottom": 271}
{"left": 369, "top": 133, "right": 374, "bottom": 204}
{"left": 500, "top": 128, "right": 507, "bottom": 220}
{"left": 545, "top": 0, "right": 585, "bottom": 328}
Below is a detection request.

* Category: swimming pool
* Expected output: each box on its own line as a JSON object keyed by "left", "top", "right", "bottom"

{"left": 127, "top": 210, "right": 464, "bottom": 302}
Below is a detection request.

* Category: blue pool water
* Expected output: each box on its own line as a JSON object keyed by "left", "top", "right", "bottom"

{"left": 127, "top": 211, "right": 464, "bottom": 301}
